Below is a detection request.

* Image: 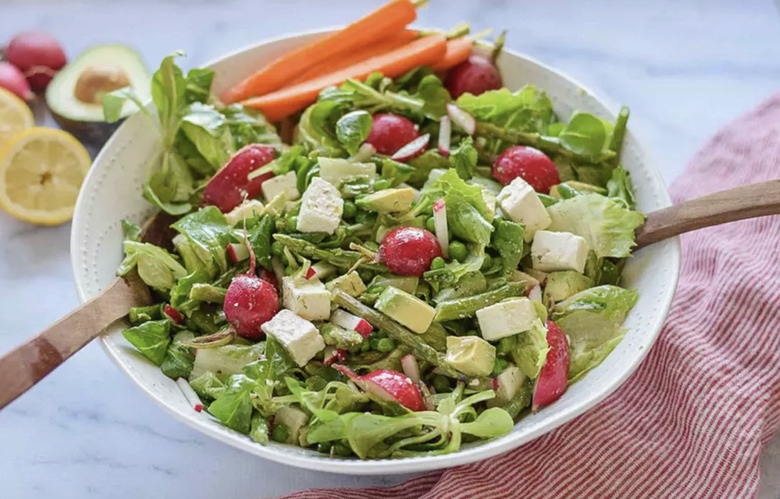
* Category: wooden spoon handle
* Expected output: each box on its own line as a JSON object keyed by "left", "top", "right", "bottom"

{"left": 0, "top": 275, "right": 151, "bottom": 410}
{"left": 636, "top": 179, "right": 780, "bottom": 248}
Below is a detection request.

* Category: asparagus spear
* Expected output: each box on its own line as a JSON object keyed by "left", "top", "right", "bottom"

{"left": 274, "top": 234, "right": 387, "bottom": 272}
{"left": 331, "top": 290, "right": 458, "bottom": 377}
{"left": 320, "top": 323, "right": 364, "bottom": 350}
{"left": 434, "top": 282, "right": 525, "bottom": 322}
{"left": 608, "top": 105, "right": 630, "bottom": 163}
{"left": 505, "top": 380, "right": 533, "bottom": 419}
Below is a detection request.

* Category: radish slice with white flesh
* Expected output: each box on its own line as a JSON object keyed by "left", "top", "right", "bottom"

{"left": 532, "top": 320, "right": 570, "bottom": 411}
{"left": 433, "top": 199, "right": 449, "bottom": 259}
{"left": 438, "top": 116, "right": 452, "bottom": 157}
{"left": 323, "top": 346, "right": 347, "bottom": 366}
{"left": 304, "top": 267, "right": 316, "bottom": 279}
{"left": 227, "top": 242, "right": 250, "bottom": 263}
{"left": 528, "top": 284, "right": 543, "bottom": 303}
{"left": 350, "top": 142, "right": 376, "bottom": 162}
{"left": 164, "top": 304, "right": 184, "bottom": 324}
{"left": 446, "top": 103, "right": 476, "bottom": 136}
{"left": 333, "top": 365, "right": 424, "bottom": 411}
{"left": 390, "top": 133, "right": 430, "bottom": 162}
{"left": 307, "top": 261, "right": 335, "bottom": 281}
{"left": 330, "top": 309, "right": 373, "bottom": 338}
{"left": 176, "top": 377, "right": 204, "bottom": 413}
{"left": 400, "top": 354, "right": 421, "bottom": 383}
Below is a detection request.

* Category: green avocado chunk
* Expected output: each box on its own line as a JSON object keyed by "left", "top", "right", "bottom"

{"left": 375, "top": 286, "right": 435, "bottom": 334}
{"left": 544, "top": 271, "right": 595, "bottom": 304}
{"left": 356, "top": 188, "right": 415, "bottom": 213}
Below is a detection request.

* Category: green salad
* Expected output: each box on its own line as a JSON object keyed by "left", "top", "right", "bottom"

{"left": 108, "top": 41, "right": 643, "bottom": 459}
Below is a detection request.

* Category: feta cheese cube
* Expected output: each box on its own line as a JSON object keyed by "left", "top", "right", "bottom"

{"left": 531, "top": 230, "right": 589, "bottom": 273}
{"left": 318, "top": 157, "right": 376, "bottom": 189}
{"left": 225, "top": 199, "right": 264, "bottom": 227}
{"left": 282, "top": 276, "right": 331, "bottom": 321}
{"left": 297, "top": 177, "right": 343, "bottom": 235}
{"left": 261, "top": 171, "right": 299, "bottom": 203}
{"left": 261, "top": 310, "right": 325, "bottom": 366}
{"left": 497, "top": 177, "right": 551, "bottom": 241}
{"left": 476, "top": 297, "right": 539, "bottom": 341}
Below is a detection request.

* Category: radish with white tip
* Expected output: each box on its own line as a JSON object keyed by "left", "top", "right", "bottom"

{"left": 446, "top": 103, "right": 476, "bottom": 136}
{"left": 432, "top": 199, "right": 449, "bottom": 259}
{"left": 330, "top": 309, "right": 373, "bottom": 338}
{"left": 390, "top": 134, "right": 430, "bottom": 162}
{"left": 438, "top": 116, "right": 452, "bottom": 157}
{"left": 226, "top": 242, "right": 250, "bottom": 263}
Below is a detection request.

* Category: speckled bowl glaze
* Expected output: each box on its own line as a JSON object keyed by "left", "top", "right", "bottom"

{"left": 70, "top": 29, "right": 680, "bottom": 474}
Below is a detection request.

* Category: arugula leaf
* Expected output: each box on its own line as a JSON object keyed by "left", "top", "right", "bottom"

{"left": 558, "top": 113, "right": 608, "bottom": 162}
{"left": 122, "top": 320, "right": 171, "bottom": 366}
{"left": 380, "top": 158, "right": 415, "bottom": 187}
{"left": 103, "top": 86, "right": 148, "bottom": 123}
{"left": 221, "top": 104, "right": 280, "bottom": 149}
{"left": 246, "top": 214, "right": 275, "bottom": 271}
{"left": 335, "top": 110, "right": 372, "bottom": 155}
{"left": 284, "top": 377, "right": 340, "bottom": 422}
{"left": 450, "top": 136, "right": 478, "bottom": 180}
{"left": 417, "top": 75, "right": 451, "bottom": 119}
{"left": 606, "top": 166, "right": 636, "bottom": 208}
{"left": 172, "top": 206, "right": 232, "bottom": 273}
{"left": 189, "top": 371, "right": 225, "bottom": 400}
{"left": 183, "top": 67, "right": 214, "bottom": 104}
{"left": 208, "top": 374, "right": 256, "bottom": 433}
{"left": 118, "top": 241, "right": 188, "bottom": 290}
{"left": 297, "top": 100, "right": 347, "bottom": 157}
{"left": 161, "top": 330, "right": 195, "bottom": 379}
{"left": 179, "top": 102, "right": 231, "bottom": 169}
{"left": 407, "top": 150, "right": 451, "bottom": 187}
{"left": 170, "top": 269, "right": 210, "bottom": 309}
{"left": 151, "top": 51, "right": 187, "bottom": 147}
{"left": 490, "top": 218, "right": 524, "bottom": 275}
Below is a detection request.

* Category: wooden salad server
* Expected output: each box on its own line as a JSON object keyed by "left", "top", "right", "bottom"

{"left": 1, "top": 180, "right": 780, "bottom": 410}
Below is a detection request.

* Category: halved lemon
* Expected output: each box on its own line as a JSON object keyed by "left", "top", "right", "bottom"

{"left": 0, "top": 127, "right": 92, "bottom": 225}
{"left": 0, "top": 87, "right": 34, "bottom": 149}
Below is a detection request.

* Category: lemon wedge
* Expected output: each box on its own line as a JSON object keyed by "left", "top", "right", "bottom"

{"left": 0, "top": 127, "right": 91, "bottom": 225}
{"left": 0, "top": 87, "right": 34, "bottom": 149}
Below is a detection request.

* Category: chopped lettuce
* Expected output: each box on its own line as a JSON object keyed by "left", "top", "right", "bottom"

{"left": 510, "top": 319, "right": 549, "bottom": 379}
{"left": 172, "top": 206, "right": 232, "bottom": 273}
{"left": 118, "top": 241, "right": 188, "bottom": 290}
{"left": 490, "top": 218, "right": 525, "bottom": 276}
{"left": 122, "top": 320, "right": 171, "bottom": 366}
{"left": 208, "top": 374, "right": 256, "bottom": 433}
{"left": 450, "top": 136, "right": 478, "bottom": 180}
{"left": 161, "top": 330, "right": 196, "bottom": 379}
{"left": 422, "top": 169, "right": 494, "bottom": 245}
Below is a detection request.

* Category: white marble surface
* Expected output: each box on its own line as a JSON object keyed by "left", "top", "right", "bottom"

{"left": 1, "top": 0, "right": 779, "bottom": 497}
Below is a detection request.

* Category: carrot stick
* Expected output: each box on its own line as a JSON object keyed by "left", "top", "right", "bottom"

{"left": 289, "top": 29, "right": 420, "bottom": 86}
{"left": 221, "top": 0, "right": 418, "bottom": 103}
{"left": 430, "top": 36, "right": 473, "bottom": 71}
{"left": 242, "top": 34, "right": 447, "bottom": 122}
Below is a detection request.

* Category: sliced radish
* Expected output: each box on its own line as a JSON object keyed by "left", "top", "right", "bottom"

{"left": 400, "top": 354, "right": 421, "bottom": 384}
{"left": 323, "top": 346, "right": 347, "bottom": 366}
{"left": 333, "top": 365, "right": 424, "bottom": 411}
{"left": 308, "top": 262, "right": 335, "bottom": 281}
{"left": 304, "top": 267, "right": 317, "bottom": 280}
{"left": 528, "top": 284, "right": 543, "bottom": 303}
{"left": 432, "top": 199, "right": 449, "bottom": 259}
{"left": 350, "top": 143, "right": 376, "bottom": 162}
{"left": 491, "top": 377, "right": 500, "bottom": 391}
{"left": 390, "top": 133, "right": 430, "bottom": 162}
{"left": 176, "top": 377, "right": 204, "bottom": 413}
{"left": 330, "top": 309, "right": 373, "bottom": 338}
{"left": 446, "top": 103, "right": 476, "bottom": 136}
{"left": 438, "top": 116, "right": 452, "bottom": 157}
{"left": 532, "top": 321, "right": 570, "bottom": 411}
{"left": 227, "top": 242, "right": 250, "bottom": 263}
{"left": 164, "top": 304, "right": 184, "bottom": 324}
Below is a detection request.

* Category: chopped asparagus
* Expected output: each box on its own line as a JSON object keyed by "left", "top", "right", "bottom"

{"left": 434, "top": 282, "right": 525, "bottom": 322}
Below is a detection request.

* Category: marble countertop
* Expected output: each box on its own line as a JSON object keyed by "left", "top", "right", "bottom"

{"left": 1, "top": 1, "right": 779, "bottom": 497}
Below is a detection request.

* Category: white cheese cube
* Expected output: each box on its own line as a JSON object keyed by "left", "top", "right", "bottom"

{"left": 489, "top": 364, "right": 527, "bottom": 406}
{"left": 261, "top": 310, "right": 325, "bottom": 366}
{"left": 225, "top": 199, "right": 264, "bottom": 226}
{"left": 422, "top": 168, "right": 448, "bottom": 189}
{"left": 262, "top": 171, "right": 299, "bottom": 203}
{"left": 496, "top": 177, "right": 551, "bottom": 241}
{"left": 476, "top": 297, "right": 539, "bottom": 341}
{"left": 318, "top": 157, "right": 376, "bottom": 188}
{"left": 297, "top": 177, "right": 343, "bottom": 235}
{"left": 282, "top": 276, "right": 331, "bottom": 321}
{"left": 531, "top": 230, "right": 589, "bottom": 273}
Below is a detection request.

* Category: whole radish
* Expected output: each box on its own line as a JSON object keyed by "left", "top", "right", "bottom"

{"left": 5, "top": 31, "right": 67, "bottom": 92}
{"left": 532, "top": 320, "right": 570, "bottom": 410}
{"left": 492, "top": 145, "right": 560, "bottom": 193}
{"left": 379, "top": 226, "right": 443, "bottom": 277}
{"left": 202, "top": 144, "right": 275, "bottom": 213}
{"left": 0, "top": 62, "right": 33, "bottom": 101}
{"left": 365, "top": 113, "right": 420, "bottom": 155}
{"left": 445, "top": 55, "right": 502, "bottom": 98}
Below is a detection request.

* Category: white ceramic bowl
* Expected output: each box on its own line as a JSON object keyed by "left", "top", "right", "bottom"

{"left": 70, "top": 30, "right": 680, "bottom": 475}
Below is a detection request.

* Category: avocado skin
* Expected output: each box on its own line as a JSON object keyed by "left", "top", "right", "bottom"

{"left": 51, "top": 112, "right": 121, "bottom": 151}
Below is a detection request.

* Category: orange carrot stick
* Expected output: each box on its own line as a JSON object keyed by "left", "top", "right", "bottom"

{"left": 221, "top": 0, "right": 418, "bottom": 103}
{"left": 430, "top": 36, "right": 473, "bottom": 71}
{"left": 290, "top": 29, "right": 420, "bottom": 86}
{"left": 242, "top": 34, "right": 447, "bottom": 122}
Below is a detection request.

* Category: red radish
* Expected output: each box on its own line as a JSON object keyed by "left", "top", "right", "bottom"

{"left": 307, "top": 262, "right": 335, "bottom": 281}
{"left": 304, "top": 267, "right": 317, "bottom": 280}
{"left": 163, "top": 304, "right": 184, "bottom": 324}
{"left": 445, "top": 55, "right": 503, "bottom": 98}
{"left": 446, "top": 103, "right": 476, "bottom": 135}
{"left": 390, "top": 133, "right": 430, "bottom": 162}
{"left": 330, "top": 309, "right": 373, "bottom": 338}
{"left": 259, "top": 268, "right": 279, "bottom": 290}
{"left": 527, "top": 284, "right": 542, "bottom": 303}
{"left": 400, "top": 354, "right": 420, "bottom": 383}
{"left": 492, "top": 145, "right": 560, "bottom": 193}
{"left": 437, "top": 116, "right": 452, "bottom": 157}
{"left": 380, "top": 226, "right": 443, "bottom": 277}
{"left": 432, "top": 199, "right": 449, "bottom": 259}
{"left": 176, "top": 377, "right": 204, "bottom": 413}
{"left": 0, "top": 62, "right": 33, "bottom": 101}
{"left": 350, "top": 142, "right": 376, "bottom": 162}
{"left": 491, "top": 377, "right": 499, "bottom": 391}
{"left": 5, "top": 31, "right": 67, "bottom": 92}
{"left": 532, "top": 321, "right": 570, "bottom": 411}
{"left": 227, "top": 242, "right": 249, "bottom": 263}
{"left": 365, "top": 113, "right": 420, "bottom": 155}
{"left": 333, "top": 365, "right": 424, "bottom": 411}
{"left": 202, "top": 144, "right": 275, "bottom": 213}
{"left": 323, "top": 347, "right": 347, "bottom": 366}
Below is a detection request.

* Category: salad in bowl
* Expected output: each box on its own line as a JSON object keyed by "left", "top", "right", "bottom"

{"left": 106, "top": 0, "right": 645, "bottom": 460}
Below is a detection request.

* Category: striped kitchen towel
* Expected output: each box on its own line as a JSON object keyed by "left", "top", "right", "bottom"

{"left": 282, "top": 94, "right": 780, "bottom": 499}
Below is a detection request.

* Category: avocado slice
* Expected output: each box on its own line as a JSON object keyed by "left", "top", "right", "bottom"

{"left": 356, "top": 187, "right": 415, "bottom": 213}
{"left": 544, "top": 271, "right": 594, "bottom": 304}
{"left": 46, "top": 45, "right": 150, "bottom": 149}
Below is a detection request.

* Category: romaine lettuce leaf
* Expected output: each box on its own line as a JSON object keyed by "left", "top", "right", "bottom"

{"left": 122, "top": 320, "right": 171, "bottom": 366}
{"left": 510, "top": 319, "right": 549, "bottom": 379}
{"left": 172, "top": 206, "right": 232, "bottom": 273}
{"left": 547, "top": 193, "right": 644, "bottom": 258}
{"left": 161, "top": 330, "right": 195, "bottom": 379}
{"left": 450, "top": 136, "right": 478, "bottom": 180}
{"left": 422, "top": 169, "right": 494, "bottom": 245}
{"left": 118, "top": 241, "right": 188, "bottom": 290}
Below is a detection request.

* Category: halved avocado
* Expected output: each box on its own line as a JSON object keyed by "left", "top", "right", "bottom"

{"left": 46, "top": 45, "right": 150, "bottom": 149}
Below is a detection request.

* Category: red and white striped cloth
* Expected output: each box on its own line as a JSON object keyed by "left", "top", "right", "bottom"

{"left": 282, "top": 94, "right": 780, "bottom": 499}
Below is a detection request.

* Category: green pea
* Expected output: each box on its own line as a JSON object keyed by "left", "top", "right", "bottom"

{"left": 425, "top": 216, "right": 436, "bottom": 232}
{"left": 374, "top": 179, "right": 391, "bottom": 191}
{"left": 332, "top": 441, "right": 353, "bottom": 457}
{"left": 492, "top": 357, "right": 508, "bottom": 377}
{"left": 286, "top": 215, "right": 299, "bottom": 232}
{"left": 271, "top": 423, "right": 289, "bottom": 443}
{"left": 343, "top": 201, "right": 357, "bottom": 219}
{"left": 496, "top": 336, "right": 517, "bottom": 357}
{"left": 375, "top": 329, "right": 388, "bottom": 339}
{"left": 317, "top": 442, "right": 332, "bottom": 454}
{"left": 376, "top": 338, "right": 395, "bottom": 352}
{"left": 449, "top": 240, "right": 468, "bottom": 262}
{"left": 432, "top": 374, "right": 451, "bottom": 393}
{"left": 271, "top": 241, "right": 284, "bottom": 257}
{"left": 360, "top": 340, "right": 371, "bottom": 353}
{"left": 430, "top": 256, "right": 445, "bottom": 270}
{"left": 480, "top": 254, "right": 493, "bottom": 271}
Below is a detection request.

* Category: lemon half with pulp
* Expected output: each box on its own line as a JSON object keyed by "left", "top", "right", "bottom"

{"left": 0, "top": 87, "right": 34, "bottom": 149}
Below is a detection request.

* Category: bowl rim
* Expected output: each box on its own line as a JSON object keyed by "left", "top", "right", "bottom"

{"left": 70, "top": 27, "right": 681, "bottom": 475}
